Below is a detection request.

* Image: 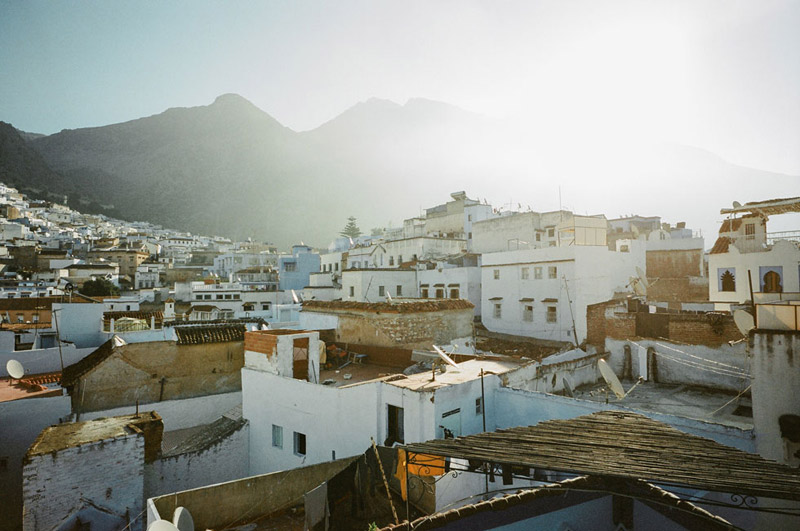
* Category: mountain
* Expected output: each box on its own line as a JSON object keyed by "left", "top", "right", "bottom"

{"left": 10, "top": 95, "right": 799, "bottom": 248}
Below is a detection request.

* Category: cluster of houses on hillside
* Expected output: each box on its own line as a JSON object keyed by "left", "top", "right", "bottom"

{"left": 1, "top": 182, "right": 799, "bottom": 531}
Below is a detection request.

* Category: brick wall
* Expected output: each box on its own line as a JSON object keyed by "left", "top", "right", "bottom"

{"left": 646, "top": 249, "right": 702, "bottom": 278}
{"left": 244, "top": 331, "right": 280, "bottom": 356}
{"left": 646, "top": 277, "right": 709, "bottom": 302}
{"left": 23, "top": 435, "right": 146, "bottom": 531}
{"left": 667, "top": 314, "right": 741, "bottom": 346}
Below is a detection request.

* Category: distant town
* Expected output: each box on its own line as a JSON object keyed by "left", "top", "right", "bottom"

{"left": 1, "top": 183, "right": 799, "bottom": 530}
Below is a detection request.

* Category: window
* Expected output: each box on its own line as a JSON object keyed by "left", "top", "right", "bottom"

{"left": 396, "top": 285, "right": 402, "bottom": 296}
{"left": 378, "top": 286, "right": 385, "bottom": 297}
{"left": 421, "top": 287, "right": 429, "bottom": 298}
{"left": 204, "top": 294, "right": 212, "bottom": 300}
{"left": 335, "top": 263, "right": 339, "bottom": 271}
{"left": 261, "top": 302, "right": 271, "bottom": 311}
{"left": 195, "top": 294, "right": 203, "bottom": 300}
{"left": 521, "top": 267, "right": 529, "bottom": 280}
{"left": 546, "top": 306, "right": 557, "bottom": 323}
{"left": 493, "top": 303, "right": 502, "bottom": 319}
{"left": 745, "top": 223, "right": 755, "bottom": 240}
{"left": 548, "top": 266, "right": 558, "bottom": 279}
{"left": 387, "top": 405, "right": 405, "bottom": 444}
{"left": 389, "top": 256, "right": 394, "bottom": 266}
{"left": 398, "top": 255, "right": 403, "bottom": 265}
{"left": 349, "top": 286, "right": 355, "bottom": 297}
{"left": 493, "top": 269, "right": 500, "bottom": 280}
{"left": 523, "top": 305, "right": 533, "bottom": 322}
{"left": 718, "top": 268, "right": 736, "bottom": 292}
{"left": 32, "top": 314, "right": 39, "bottom": 323}
{"left": 620, "top": 245, "right": 629, "bottom": 253}
{"left": 16, "top": 314, "right": 23, "bottom": 323}
{"left": 284, "top": 262, "right": 297, "bottom": 272}
{"left": 435, "top": 288, "right": 444, "bottom": 298}
{"left": 475, "top": 397, "right": 483, "bottom": 415}
{"left": 468, "top": 214, "right": 472, "bottom": 222}
{"left": 547, "top": 228, "right": 555, "bottom": 238}
{"left": 272, "top": 425, "right": 283, "bottom": 448}
{"left": 225, "top": 294, "right": 232, "bottom": 300}
{"left": 216, "top": 294, "right": 223, "bottom": 300}
{"left": 449, "top": 288, "right": 459, "bottom": 299}
{"left": 536, "top": 233, "right": 541, "bottom": 242}
{"left": 534, "top": 267, "right": 542, "bottom": 280}
{"left": 468, "top": 232, "right": 472, "bottom": 239}
{"left": 243, "top": 303, "right": 255, "bottom": 312}
{"left": 293, "top": 431, "right": 306, "bottom": 456}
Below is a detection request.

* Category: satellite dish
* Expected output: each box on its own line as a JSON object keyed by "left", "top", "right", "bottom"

{"left": 733, "top": 309, "right": 755, "bottom": 336}
{"left": 147, "top": 520, "right": 179, "bottom": 531}
{"left": 633, "top": 279, "right": 647, "bottom": 297}
{"left": 635, "top": 266, "right": 648, "bottom": 286}
{"left": 598, "top": 359, "right": 625, "bottom": 399}
{"left": 733, "top": 201, "right": 742, "bottom": 208}
{"left": 172, "top": 507, "right": 194, "bottom": 531}
{"left": 6, "top": 359, "right": 24, "bottom": 379}
{"left": 291, "top": 289, "right": 300, "bottom": 304}
{"left": 386, "top": 290, "right": 393, "bottom": 303}
{"left": 562, "top": 377, "right": 574, "bottom": 398}
{"left": 432, "top": 345, "right": 459, "bottom": 369}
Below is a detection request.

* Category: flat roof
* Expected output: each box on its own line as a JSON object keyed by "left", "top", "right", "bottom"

{"left": 0, "top": 373, "right": 62, "bottom": 403}
{"left": 386, "top": 358, "right": 522, "bottom": 392}
{"left": 27, "top": 412, "right": 160, "bottom": 457}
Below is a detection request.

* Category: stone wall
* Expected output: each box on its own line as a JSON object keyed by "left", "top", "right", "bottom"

{"left": 72, "top": 340, "right": 243, "bottom": 413}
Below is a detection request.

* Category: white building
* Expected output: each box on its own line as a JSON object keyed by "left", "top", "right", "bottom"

{"left": 341, "top": 269, "right": 418, "bottom": 302}
{"left": 708, "top": 197, "right": 800, "bottom": 308}
{"left": 481, "top": 243, "right": 645, "bottom": 344}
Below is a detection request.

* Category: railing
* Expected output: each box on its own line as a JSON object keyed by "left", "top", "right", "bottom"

{"left": 767, "top": 231, "right": 800, "bottom": 245}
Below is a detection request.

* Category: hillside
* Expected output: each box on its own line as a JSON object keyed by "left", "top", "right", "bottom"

{"left": 11, "top": 95, "right": 799, "bottom": 247}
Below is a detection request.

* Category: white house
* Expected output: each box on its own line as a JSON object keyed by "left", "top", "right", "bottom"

{"left": 708, "top": 198, "right": 800, "bottom": 308}
{"left": 481, "top": 243, "right": 645, "bottom": 344}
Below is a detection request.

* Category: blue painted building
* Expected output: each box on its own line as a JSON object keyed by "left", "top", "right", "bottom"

{"left": 278, "top": 244, "right": 321, "bottom": 292}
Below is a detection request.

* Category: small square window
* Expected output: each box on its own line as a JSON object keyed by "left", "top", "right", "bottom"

{"left": 294, "top": 431, "right": 306, "bottom": 456}
{"left": 534, "top": 267, "right": 543, "bottom": 280}
{"left": 435, "top": 288, "right": 444, "bottom": 298}
{"left": 349, "top": 286, "right": 355, "bottom": 297}
{"left": 494, "top": 303, "right": 502, "bottom": 319}
{"left": 272, "top": 425, "right": 283, "bottom": 449}
{"left": 421, "top": 287, "right": 429, "bottom": 298}
{"left": 449, "top": 288, "right": 459, "bottom": 299}
{"left": 548, "top": 266, "right": 558, "bottom": 279}
{"left": 547, "top": 306, "right": 557, "bottom": 323}
{"left": 379, "top": 286, "right": 385, "bottom": 297}
{"left": 548, "top": 228, "right": 555, "bottom": 237}
{"left": 396, "top": 285, "right": 402, "bottom": 296}
{"left": 521, "top": 267, "right": 529, "bottom": 280}
{"left": 493, "top": 269, "right": 500, "bottom": 280}
{"left": 475, "top": 397, "right": 483, "bottom": 415}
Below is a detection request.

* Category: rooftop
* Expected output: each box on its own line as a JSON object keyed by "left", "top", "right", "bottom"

{"left": 720, "top": 196, "right": 800, "bottom": 216}
{"left": 27, "top": 412, "right": 161, "bottom": 457}
{"left": 174, "top": 323, "right": 246, "bottom": 344}
{"left": 406, "top": 410, "right": 800, "bottom": 502}
{"left": 0, "top": 372, "right": 62, "bottom": 403}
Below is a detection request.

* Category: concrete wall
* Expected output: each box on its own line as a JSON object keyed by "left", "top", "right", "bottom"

{"left": 71, "top": 340, "right": 243, "bottom": 413}
{"left": 0, "top": 393, "right": 71, "bottom": 531}
{"left": 417, "top": 266, "right": 482, "bottom": 316}
{"left": 22, "top": 433, "right": 145, "bottom": 531}
{"left": 341, "top": 269, "right": 418, "bottom": 302}
{"left": 52, "top": 301, "right": 106, "bottom": 348}
{"left": 0, "top": 342, "right": 94, "bottom": 377}
{"left": 503, "top": 349, "right": 603, "bottom": 394}
{"left": 148, "top": 457, "right": 356, "bottom": 530}
{"left": 147, "top": 421, "right": 249, "bottom": 497}
{"left": 304, "top": 307, "right": 474, "bottom": 349}
{"left": 751, "top": 331, "right": 800, "bottom": 465}
{"left": 78, "top": 391, "right": 242, "bottom": 431}
{"left": 604, "top": 338, "right": 749, "bottom": 392}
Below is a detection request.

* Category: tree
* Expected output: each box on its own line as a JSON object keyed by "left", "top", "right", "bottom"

{"left": 79, "top": 278, "right": 120, "bottom": 297}
{"left": 339, "top": 216, "right": 362, "bottom": 238}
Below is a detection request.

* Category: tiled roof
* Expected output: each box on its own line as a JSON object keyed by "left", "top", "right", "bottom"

{"left": 302, "top": 299, "right": 474, "bottom": 314}
{"left": 719, "top": 218, "right": 742, "bottom": 233}
{"left": 162, "top": 416, "right": 247, "bottom": 457}
{"left": 173, "top": 323, "right": 246, "bottom": 345}
{"left": 709, "top": 236, "right": 732, "bottom": 255}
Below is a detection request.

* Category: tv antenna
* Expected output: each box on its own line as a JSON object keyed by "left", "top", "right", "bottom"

{"left": 6, "top": 359, "right": 24, "bottom": 380}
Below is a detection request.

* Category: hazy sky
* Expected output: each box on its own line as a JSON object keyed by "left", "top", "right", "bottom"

{"left": 1, "top": 0, "right": 799, "bottom": 175}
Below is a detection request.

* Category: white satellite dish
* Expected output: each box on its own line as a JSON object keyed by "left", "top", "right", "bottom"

{"left": 598, "top": 359, "right": 625, "bottom": 399}
{"left": 172, "top": 507, "right": 194, "bottom": 531}
{"left": 733, "top": 309, "right": 755, "bottom": 336}
{"left": 386, "top": 290, "right": 393, "bottom": 303}
{"left": 432, "top": 345, "right": 460, "bottom": 369}
{"left": 6, "top": 359, "right": 24, "bottom": 380}
{"left": 632, "top": 278, "right": 647, "bottom": 297}
{"left": 147, "top": 520, "right": 179, "bottom": 531}
{"left": 732, "top": 201, "right": 742, "bottom": 209}
{"left": 562, "top": 377, "right": 574, "bottom": 398}
{"left": 291, "top": 289, "right": 300, "bottom": 304}
{"left": 635, "top": 266, "right": 648, "bottom": 286}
